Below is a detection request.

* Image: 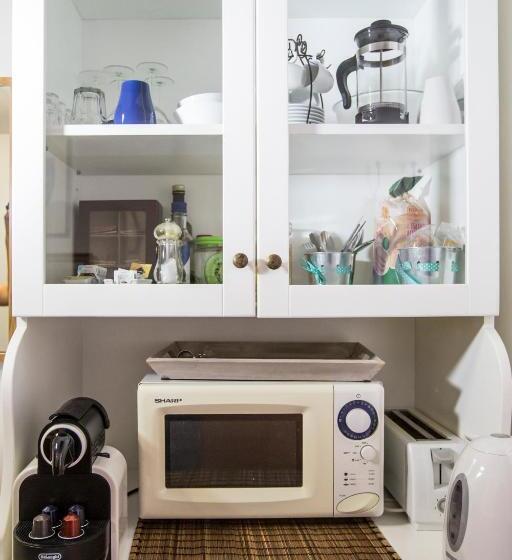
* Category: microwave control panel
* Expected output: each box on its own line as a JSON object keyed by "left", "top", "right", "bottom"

{"left": 333, "top": 383, "right": 384, "bottom": 517}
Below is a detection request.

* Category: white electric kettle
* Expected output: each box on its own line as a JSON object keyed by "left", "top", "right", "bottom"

{"left": 444, "top": 434, "right": 512, "bottom": 559}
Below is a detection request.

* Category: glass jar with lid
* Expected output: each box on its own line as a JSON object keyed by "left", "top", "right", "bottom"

{"left": 192, "top": 235, "right": 223, "bottom": 284}
{"left": 153, "top": 218, "right": 184, "bottom": 284}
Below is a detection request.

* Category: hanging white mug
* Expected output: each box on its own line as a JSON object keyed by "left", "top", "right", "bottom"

{"left": 420, "top": 75, "right": 462, "bottom": 125}
{"left": 288, "top": 62, "right": 307, "bottom": 92}
{"left": 311, "top": 62, "right": 334, "bottom": 94}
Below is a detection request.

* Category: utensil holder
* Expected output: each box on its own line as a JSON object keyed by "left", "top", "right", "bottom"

{"left": 397, "top": 247, "right": 465, "bottom": 285}
{"left": 302, "top": 252, "right": 355, "bottom": 285}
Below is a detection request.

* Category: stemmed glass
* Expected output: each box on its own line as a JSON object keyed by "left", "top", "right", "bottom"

{"left": 78, "top": 70, "right": 108, "bottom": 89}
{"left": 136, "top": 62, "right": 175, "bottom": 124}
{"left": 46, "top": 92, "right": 61, "bottom": 131}
{"left": 103, "top": 64, "right": 135, "bottom": 120}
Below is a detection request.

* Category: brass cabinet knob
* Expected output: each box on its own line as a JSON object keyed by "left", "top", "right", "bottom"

{"left": 266, "top": 254, "right": 283, "bottom": 270}
{"left": 233, "top": 253, "right": 249, "bottom": 269}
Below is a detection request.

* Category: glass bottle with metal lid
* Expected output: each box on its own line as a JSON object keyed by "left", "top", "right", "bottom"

{"left": 336, "top": 20, "right": 409, "bottom": 124}
{"left": 153, "top": 218, "right": 184, "bottom": 284}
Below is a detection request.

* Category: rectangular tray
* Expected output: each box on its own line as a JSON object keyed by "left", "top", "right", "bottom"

{"left": 147, "top": 341, "right": 385, "bottom": 381}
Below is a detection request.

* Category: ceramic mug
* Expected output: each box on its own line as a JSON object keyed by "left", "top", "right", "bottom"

{"left": 114, "top": 80, "right": 156, "bottom": 124}
{"left": 288, "top": 62, "right": 307, "bottom": 92}
{"left": 311, "top": 62, "right": 334, "bottom": 94}
{"left": 420, "top": 75, "right": 462, "bottom": 125}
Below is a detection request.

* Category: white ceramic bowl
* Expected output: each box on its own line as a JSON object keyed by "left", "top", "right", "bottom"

{"left": 174, "top": 101, "right": 223, "bottom": 124}
{"left": 178, "top": 92, "right": 222, "bottom": 108}
{"left": 289, "top": 89, "right": 323, "bottom": 106}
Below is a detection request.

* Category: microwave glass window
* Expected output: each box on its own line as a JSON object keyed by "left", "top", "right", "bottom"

{"left": 165, "top": 414, "right": 303, "bottom": 488}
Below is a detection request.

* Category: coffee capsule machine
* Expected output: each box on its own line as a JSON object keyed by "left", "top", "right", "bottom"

{"left": 12, "top": 398, "right": 128, "bottom": 560}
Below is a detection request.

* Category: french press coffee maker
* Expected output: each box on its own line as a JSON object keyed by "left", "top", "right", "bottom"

{"left": 337, "top": 20, "right": 409, "bottom": 124}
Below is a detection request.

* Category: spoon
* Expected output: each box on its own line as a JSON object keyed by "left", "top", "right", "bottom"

{"left": 326, "top": 236, "right": 337, "bottom": 251}
{"left": 309, "top": 232, "right": 324, "bottom": 252}
{"left": 321, "top": 231, "right": 331, "bottom": 251}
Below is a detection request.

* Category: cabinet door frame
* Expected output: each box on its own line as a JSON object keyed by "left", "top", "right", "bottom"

{"left": 222, "top": 0, "right": 257, "bottom": 317}
{"left": 256, "top": 0, "right": 290, "bottom": 318}
{"left": 12, "top": 0, "right": 45, "bottom": 316}
{"left": 256, "top": 0, "right": 500, "bottom": 318}
{"left": 12, "top": 0, "right": 257, "bottom": 318}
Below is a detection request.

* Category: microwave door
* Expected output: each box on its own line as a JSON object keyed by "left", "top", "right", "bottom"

{"left": 165, "top": 414, "right": 303, "bottom": 489}
{"left": 138, "top": 382, "right": 334, "bottom": 518}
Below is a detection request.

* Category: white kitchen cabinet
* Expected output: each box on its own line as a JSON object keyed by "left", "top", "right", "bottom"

{"left": 11, "top": 0, "right": 500, "bottom": 319}
{"left": 2, "top": 3, "right": 507, "bottom": 557}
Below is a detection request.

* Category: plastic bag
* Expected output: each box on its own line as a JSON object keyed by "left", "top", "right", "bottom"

{"left": 374, "top": 176, "right": 431, "bottom": 284}
{"left": 434, "top": 222, "right": 465, "bottom": 249}
{"left": 404, "top": 223, "right": 465, "bottom": 249}
{"left": 405, "top": 225, "right": 437, "bottom": 248}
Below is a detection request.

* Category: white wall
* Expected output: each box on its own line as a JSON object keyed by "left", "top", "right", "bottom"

{"left": 496, "top": 1, "right": 512, "bottom": 351}
{"left": 81, "top": 317, "right": 416, "bottom": 470}
{"left": 0, "top": 0, "right": 11, "bottom": 76}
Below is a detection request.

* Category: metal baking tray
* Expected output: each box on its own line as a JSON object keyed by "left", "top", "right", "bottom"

{"left": 147, "top": 341, "right": 385, "bottom": 381}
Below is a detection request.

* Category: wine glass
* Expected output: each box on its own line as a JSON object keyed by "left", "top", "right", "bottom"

{"left": 78, "top": 70, "right": 108, "bottom": 89}
{"left": 103, "top": 64, "right": 135, "bottom": 120}
{"left": 148, "top": 75, "right": 174, "bottom": 124}
{"left": 136, "top": 62, "right": 175, "bottom": 124}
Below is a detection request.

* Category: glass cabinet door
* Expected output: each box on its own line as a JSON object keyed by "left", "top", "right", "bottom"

{"left": 13, "top": 0, "right": 255, "bottom": 317}
{"left": 257, "top": 0, "right": 498, "bottom": 318}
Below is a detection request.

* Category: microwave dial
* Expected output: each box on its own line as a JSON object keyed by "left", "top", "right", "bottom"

{"left": 337, "top": 400, "right": 379, "bottom": 440}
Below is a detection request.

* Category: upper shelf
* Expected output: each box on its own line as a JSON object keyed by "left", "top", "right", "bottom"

{"left": 289, "top": 124, "right": 466, "bottom": 175}
{"left": 47, "top": 124, "right": 223, "bottom": 176}
{"left": 47, "top": 123, "right": 464, "bottom": 177}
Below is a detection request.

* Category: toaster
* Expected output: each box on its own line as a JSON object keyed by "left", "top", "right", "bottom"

{"left": 384, "top": 409, "right": 465, "bottom": 530}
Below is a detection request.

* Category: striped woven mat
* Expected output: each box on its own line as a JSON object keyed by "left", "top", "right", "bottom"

{"left": 129, "top": 518, "right": 401, "bottom": 559}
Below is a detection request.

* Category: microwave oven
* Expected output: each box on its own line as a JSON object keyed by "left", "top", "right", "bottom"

{"left": 138, "top": 376, "right": 384, "bottom": 519}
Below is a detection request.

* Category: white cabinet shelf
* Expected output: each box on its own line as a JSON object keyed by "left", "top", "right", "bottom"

{"left": 376, "top": 512, "right": 443, "bottom": 560}
{"left": 47, "top": 124, "right": 223, "bottom": 175}
{"left": 289, "top": 124, "right": 466, "bottom": 175}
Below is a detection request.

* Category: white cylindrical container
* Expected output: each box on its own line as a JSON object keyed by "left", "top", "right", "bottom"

{"left": 420, "top": 75, "right": 462, "bottom": 125}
